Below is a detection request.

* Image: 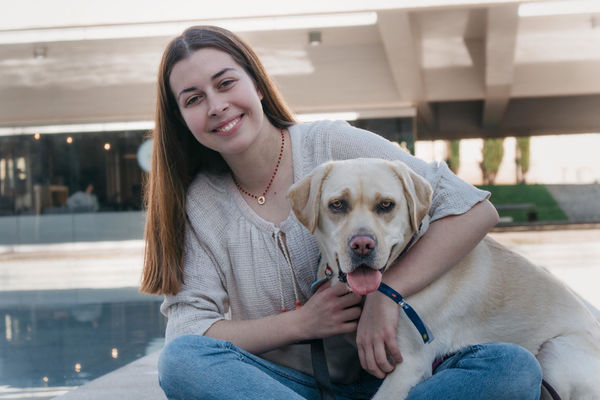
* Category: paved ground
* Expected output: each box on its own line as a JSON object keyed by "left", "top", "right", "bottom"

{"left": 489, "top": 228, "right": 600, "bottom": 315}
{"left": 546, "top": 183, "right": 600, "bottom": 222}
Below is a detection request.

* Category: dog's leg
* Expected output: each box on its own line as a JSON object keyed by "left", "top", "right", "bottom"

{"left": 371, "top": 351, "right": 433, "bottom": 400}
{"left": 369, "top": 294, "right": 440, "bottom": 399}
{"left": 536, "top": 333, "right": 600, "bottom": 400}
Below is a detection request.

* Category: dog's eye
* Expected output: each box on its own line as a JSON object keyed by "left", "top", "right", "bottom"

{"left": 328, "top": 200, "right": 347, "bottom": 213}
{"left": 376, "top": 200, "right": 395, "bottom": 213}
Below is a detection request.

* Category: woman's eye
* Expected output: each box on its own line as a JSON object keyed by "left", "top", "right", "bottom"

{"left": 376, "top": 201, "right": 395, "bottom": 213}
{"left": 218, "top": 79, "right": 235, "bottom": 89}
{"left": 185, "top": 95, "right": 202, "bottom": 107}
{"left": 328, "top": 200, "right": 347, "bottom": 213}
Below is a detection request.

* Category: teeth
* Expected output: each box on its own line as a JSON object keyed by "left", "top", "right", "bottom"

{"left": 217, "top": 118, "right": 240, "bottom": 132}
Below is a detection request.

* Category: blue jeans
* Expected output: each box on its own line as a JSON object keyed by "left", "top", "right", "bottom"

{"left": 158, "top": 335, "right": 542, "bottom": 400}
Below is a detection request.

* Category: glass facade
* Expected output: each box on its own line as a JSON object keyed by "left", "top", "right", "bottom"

{"left": 0, "top": 130, "right": 150, "bottom": 246}
{"left": 0, "top": 130, "right": 147, "bottom": 217}
{"left": 0, "top": 117, "right": 413, "bottom": 246}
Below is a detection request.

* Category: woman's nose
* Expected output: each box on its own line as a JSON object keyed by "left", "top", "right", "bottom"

{"left": 208, "top": 96, "right": 229, "bottom": 116}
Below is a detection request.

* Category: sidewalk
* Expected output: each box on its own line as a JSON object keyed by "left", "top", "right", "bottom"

{"left": 53, "top": 351, "right": 165, "bottom": 400}
{"left": 546, "top": 183, "right": 600, "bottom": 223}
{"left": 489, "top": 227, "right": 600, "bottom": 316}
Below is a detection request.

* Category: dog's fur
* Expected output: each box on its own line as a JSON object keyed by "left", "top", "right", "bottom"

{"left": 288, "top": 158, "right": 600, "bottom": 400}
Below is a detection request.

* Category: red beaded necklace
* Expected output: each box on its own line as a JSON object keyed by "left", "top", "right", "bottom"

{"left": 233, "top": 129, "right": 285, "bottom": 205}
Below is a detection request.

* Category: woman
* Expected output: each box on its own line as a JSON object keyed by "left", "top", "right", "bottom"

{"left": 141, "top": 26, "right": 542, "bottom": 399}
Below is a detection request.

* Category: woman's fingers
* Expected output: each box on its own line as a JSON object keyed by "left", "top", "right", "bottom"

{"left": 302, "top": 282, "right": 364, "bottom": 337}
{"left": 356, "top": 291, "right": 403, "bottom": 378}
{"left": 374, "top": 339, "right": 396, "bottom": 374}
{"left": 358, "top": 341, "right": 387, "bottom": 379}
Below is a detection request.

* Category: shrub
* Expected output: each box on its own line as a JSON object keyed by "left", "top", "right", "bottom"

{"left": 446, "top": 140, "right": 460, "bottom": 174}
{"left": 480, "top": 138, "right": 504, "bottom": 184}
{"left": 516, "top": 137, "right": 530, "bottom": 183}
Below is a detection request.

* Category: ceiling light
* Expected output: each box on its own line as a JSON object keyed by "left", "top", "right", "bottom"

{"left": 33, "top": 45, "right": 47, "bottom": 59}
{"left": 519, "top": 0, "right": 600, "bottom": 17}
{"left": 296, "top": 112, "right": 359, "bottom": 122}
{"left": 308, "top": 31, "right": 322, "bottom": 46}
{"left": 0, "top": 12, "right": 377, "bottom": 45}
{"left": 0, "top": 121, "right": 154, "bottom": 137}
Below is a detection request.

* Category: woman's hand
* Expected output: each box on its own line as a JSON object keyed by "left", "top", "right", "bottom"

{"left": 356, "top": 291, "right": 403, "bottom": 379}
{"left": 296, "top": 282, "right": 363, "bottom": 340}
{"left": 206, "top": 281, "right": 361, "bottom": 354}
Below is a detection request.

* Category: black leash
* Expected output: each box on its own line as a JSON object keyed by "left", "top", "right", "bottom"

{"left": 308, "top": 277, "right": 433, "bottom": 400}
{"left": 542, "top": 379, "right": 562, "bottom": 400}
{"left": 309, "top": 339, "right": 337, "bottom": 400}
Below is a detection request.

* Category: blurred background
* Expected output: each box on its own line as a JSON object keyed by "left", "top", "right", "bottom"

{"left": 0, "top": 0, "right": 599, "bottom": 398}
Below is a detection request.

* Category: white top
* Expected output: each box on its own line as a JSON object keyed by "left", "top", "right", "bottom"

{"left": 160, "top": 120, "right": 490, "bottom": 383}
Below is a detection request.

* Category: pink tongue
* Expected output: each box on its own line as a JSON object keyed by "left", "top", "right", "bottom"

{"left": 347, "top": 268, "right": 382, "bottom": 295}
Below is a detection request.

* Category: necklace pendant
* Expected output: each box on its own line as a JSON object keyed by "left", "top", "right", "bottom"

{"left": 257, "top": 196, "right": 266, "bottom": 205}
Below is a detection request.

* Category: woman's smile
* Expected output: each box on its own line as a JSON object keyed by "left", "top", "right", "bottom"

{"left": 212, "top": 115, "right": 244, "bottom": 135}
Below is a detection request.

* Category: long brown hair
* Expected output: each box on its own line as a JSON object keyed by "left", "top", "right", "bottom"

{"left": 141, "top": 26, "right": 295, "bottom": 295}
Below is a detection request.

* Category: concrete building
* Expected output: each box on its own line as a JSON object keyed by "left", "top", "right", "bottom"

{"left": 1, "top": 0, "right": 600, "bottom": 225}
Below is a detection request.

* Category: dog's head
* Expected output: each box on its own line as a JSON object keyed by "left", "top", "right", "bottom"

{"left": 288, "top": 158, "right": 432, "bottom": 295}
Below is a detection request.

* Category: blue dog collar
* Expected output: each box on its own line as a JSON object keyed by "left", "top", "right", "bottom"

{"left": 378, "top": 282, "right": 434, "bottom": 344}
{"left": 310, "top": 265, "right": 434, "bottom": 344}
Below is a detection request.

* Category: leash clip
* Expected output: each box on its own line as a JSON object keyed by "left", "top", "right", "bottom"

{"left": 310, "top": 265, "right": 334, "bottom": 293}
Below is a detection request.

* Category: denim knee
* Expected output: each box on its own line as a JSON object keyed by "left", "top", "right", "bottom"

{"left": 157, "top": 335, "right": 314, "bottom": 400}
{"left": 480, "top": 342, "right": 542, "bottom": 399}
{"left": 158, "top": 335, "right": 232, "bottom": 397}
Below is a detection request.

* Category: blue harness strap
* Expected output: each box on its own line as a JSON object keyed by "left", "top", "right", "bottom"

{"left": 377, "top": 282, "right": 434, "bottom": 344}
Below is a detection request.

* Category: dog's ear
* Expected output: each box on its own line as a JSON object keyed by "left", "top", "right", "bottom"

{"left": 390, "top": 161, "right": 433, "bottom": 233}
{"left": 288, "top": 163, "right": 333, "bottom": 233}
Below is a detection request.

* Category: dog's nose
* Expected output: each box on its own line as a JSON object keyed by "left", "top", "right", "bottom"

{"left": 349, "top": 235, "right": 376, "bottom": 257}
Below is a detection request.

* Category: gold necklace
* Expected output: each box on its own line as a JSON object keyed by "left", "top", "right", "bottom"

{"left": 234, "top": 129, "right": 285, "bottom": 205}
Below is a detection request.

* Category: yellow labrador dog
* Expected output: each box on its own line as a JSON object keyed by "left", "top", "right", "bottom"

{"left": 288, "top": 158, "right": 600, "bottom": 400}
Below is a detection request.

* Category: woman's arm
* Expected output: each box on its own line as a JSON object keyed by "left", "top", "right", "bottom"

{"left": 356, "top": 199, "right": 499, "bottom": 378}
{"left": 205, "top": 281, "right": 363, "bottom": 354}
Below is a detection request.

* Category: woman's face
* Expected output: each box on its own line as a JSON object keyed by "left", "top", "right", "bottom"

{"left": 169, "top": 48, "right": 266, "bottom": 156}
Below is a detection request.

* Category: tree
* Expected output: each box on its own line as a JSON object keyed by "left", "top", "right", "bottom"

{"left": 446, "top": 140, "right": 461, "bottom": 174}
{"left": 515, "top": 136, "right": 530, "bottom": 184}
{"left": 480, "top": 138, "right": 504, "bottom": 184}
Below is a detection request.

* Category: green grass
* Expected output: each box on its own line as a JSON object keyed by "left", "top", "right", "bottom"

{"left": 477, "top": 184, "right": 568, "bottom": 223}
